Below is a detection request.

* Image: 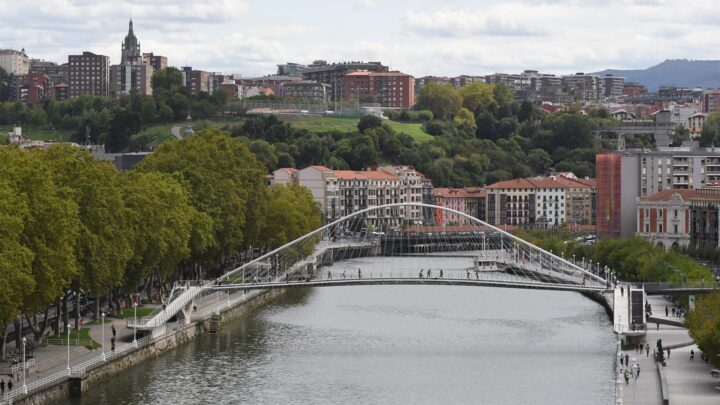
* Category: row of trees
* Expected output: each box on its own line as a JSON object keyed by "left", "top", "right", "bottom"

{"left": 0, "top": 67, "right": 228, "bottom": 152}
{"left": 0, "top": 129, "right": 320, "bottom": 354}
{"left": 514, "top": 231, "right": 714, "bottom": 283}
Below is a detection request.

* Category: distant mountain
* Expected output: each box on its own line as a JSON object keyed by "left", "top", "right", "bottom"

{"left": 593, "top": 59, "right": 720, "bottom": 91}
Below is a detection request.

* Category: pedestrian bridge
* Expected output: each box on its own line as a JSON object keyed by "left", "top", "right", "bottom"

{"left": 128, "top": 203, "right": 610, "bottom": 335}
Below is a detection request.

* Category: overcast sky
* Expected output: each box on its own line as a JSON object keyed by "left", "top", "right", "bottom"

{"left": 2, "top": 0, "right": 719, "bottom": 77}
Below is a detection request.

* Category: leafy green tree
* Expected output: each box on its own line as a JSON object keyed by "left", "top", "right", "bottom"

{"left": 453, "top": 108, "right": 477, "bottom": 133}
{"left": 0, "top": 147, "right": 79, "bottom": 342}
{"left": 686, "top": 291, "right": 720, "bottom": 367}
{"left": 137, "top": 129, "right": 268, "bottom": 272}
{"left": 358, "top": 115, "right": 382, "bottom": 132}
{"left": 415, "top": 82, "right": 462, "bottom": 119}
{"left": 41, "top": 146, "right": 133, "bottom": 324}
{"left": 0, "top": 179, "right": 35, "bottom": 353}
{"left": 261, "top": 183, "right": 322, "bottom": 248}
{"left": 528, "top": 148, "right": 552, "bottom": 174}
{"left": 107, "top": 110, "right": 141, "bottom": 152}
{"left": 458, "top": 82, "right": 497, "bottom": 113}
{"left": 700, "top": 111, "right": 720, "bottom": 147}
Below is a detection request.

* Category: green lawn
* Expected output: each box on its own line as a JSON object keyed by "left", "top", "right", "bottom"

{"left": 278, "top": 115, "right": 433, "bottom": 143}
{"left": 0, "top": 126, "right": 75, "bottom": 142}
{"left": 120, "top": 307, "right": 156, "bottom": 318}
{"left": 45, "top": 327, "right": 100, "bottom": 349}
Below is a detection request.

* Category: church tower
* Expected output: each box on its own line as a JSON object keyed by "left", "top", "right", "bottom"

{"left": 121, "top": 19, "right": 141, "bottom": 64}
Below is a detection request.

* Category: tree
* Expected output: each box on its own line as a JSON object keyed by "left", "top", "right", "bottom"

{"left": 700, "top": 111, "right": 720, "bottom": 147}
{"left": 106, "top": 110, "right": 141, "bottom": 152}
{"left": 0, "top": 179, "right": 35, "bottom": 355}
{"left": 0, "top": 147, "right": 79, "bottom": 343}
{"left": 415, "top": 82, "right": 462, "bottom": 119}
{"left": 528, "top": 148, "right": 552, "bottom": 174}
{"left": 137, "top": 129, "right": 268, "bottom": 272}
{"left": 686, "top": 291, "right": 720, "bottom": 367}
{"left": 453, "top": 108, "right": 477, "bottom": 133}
{"left": 41, "top": 145, "right": 133, "bottom": 325}
{"left": 140, "top": 97, "right": 157, "bottom": 125}
{"left": 357, "top": 115, "right": 382, "bottom": 132}
{"left": 458, "top": 82, "right": 497, "bottom": 113}
{"left": 120, "top": 171, "right": 204, "bottom": 301}
{"left": 260, "top": 183, "right": 322, "bottom": 248}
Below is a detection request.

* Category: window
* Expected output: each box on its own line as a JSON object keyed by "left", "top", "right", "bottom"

{"left": 659, "top": 224, "right": 663, "bottom": 233}
{"left": 674, "top": 209, "right": 678, "bottom": 218}
{"left": 674, "top": 224, "right": 678, "bottom": 234}
{"left": 645, "top": 224, "right": 649, "bottom": 232}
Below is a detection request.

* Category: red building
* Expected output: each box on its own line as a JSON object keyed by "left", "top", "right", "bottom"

{"left": 596, "top": 153, "right": 623, "bottom": 238}
{"left": 19, "top": 72, "right": 50, "bottom": 105}
{"left": 344, "top": 71, "right": 415, "bottom": 108}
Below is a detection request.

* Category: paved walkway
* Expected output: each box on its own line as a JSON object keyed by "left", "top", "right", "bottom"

{"left": 623, "top": 295, "right": 718, "bottom": 405}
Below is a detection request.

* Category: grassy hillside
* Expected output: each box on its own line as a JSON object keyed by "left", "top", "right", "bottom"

{"left": 278, "top": 115, "right": 433, "bottom": 142}
{"left": 1, "top": 126, "right": 75, "bottom": 142}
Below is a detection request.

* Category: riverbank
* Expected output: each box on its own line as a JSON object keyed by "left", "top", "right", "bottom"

{"left": 1, "top": 286, "right": 288, "bottom": 405}
{"left": 622, "top": 295, "right": 718, "bottom": 405}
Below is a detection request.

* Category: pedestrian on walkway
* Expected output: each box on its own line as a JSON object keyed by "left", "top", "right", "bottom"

{"left": 646, "top": 344, "right": 650, "bottom": 357}
{"left": 327, "top": 271, "right": 331, "bottom": 280}
{"left": 439, "top": 269, "right": 443, "bottom": 278}
{"left": 342, "top": 270, "right": 346, "bottom": 280}
{"left": 357, "top": 268, "right": 362, "bottom": 279}
{"left": 672, "top": 307, "right": 676, "bottom": 316}
{"left": 666, "top": 347, "right": 671, "bottom": 358}
{"left": 111, "top": 336, "right": 116, "bottom": 353}
{"left": 618, "top": 352, "right": 624, "bottom": 366}
{"left": 621, "top": 286, "right": 624, "bottom": 296}
{"left": 636, "top": 364, "right": 640, "bottom": 379}
{"left": 690, "top": 350, "right": 694, "bottom": 362}
{"left": 625, "top": 353, "right": 629, "bottom": 366}
{"left": 665, "top": 306, "right": 668, "bottom": 316}
{"left": 466, "top": 269, "right": 470, "bottom": 279}
{"left": 656, "top": 321, "right": 660, "bottom": 330}
{"left": 1, "top": 379, "right": 5, "bottom": 394}
{"left": 623, "top": 368, "right": 630, "bottom": 384}
{"left": 631, "top": 363, "right": 638, "bottom": 380}
{"left": 8, "top": 380, "right": 12, "bottom": 392}
{"left": 112, "top": 324, "right": 116, "bottom": 338}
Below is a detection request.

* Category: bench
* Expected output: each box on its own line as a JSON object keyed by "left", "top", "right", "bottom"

{"left": 710, "top": 369, "right": 720, "bottom": 378}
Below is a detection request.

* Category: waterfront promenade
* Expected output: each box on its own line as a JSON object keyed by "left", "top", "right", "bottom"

{"left": 622, "top": 294, "right": 718, "bottom": 405}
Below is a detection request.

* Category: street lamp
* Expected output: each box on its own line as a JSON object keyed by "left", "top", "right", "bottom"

{"left": 133, "top": 302, "right": 138, "bottom": 346}
{"left": 22, "top": 337, "right": 27, "bottom": 393}
{"left": 101, "top": 312, "right": 106, "bottom": 361}
{"left": 66, "top": 323, "right": 71, "bottom": 372}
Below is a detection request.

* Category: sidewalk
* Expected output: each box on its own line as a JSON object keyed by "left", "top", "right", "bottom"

{"left": 623, "top": 295, "right": 718, "bottom": 405}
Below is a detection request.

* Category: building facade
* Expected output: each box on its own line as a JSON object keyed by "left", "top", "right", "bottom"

{"left": 344, "top": 71, "right": 415, "bottom": 108}
{"left": 636, "top": 189, "right": 695, "bottom": 250}
{"left": 142, "top": 52, "right": 167, "bottom": 72}
{"left": 68, "top": 52, "right": 110, "bottom": 97}
{"left": 111, "top": 20, "right": 155, "bottom": 97}
{"left": 0, "top": 49, "right": 29, "bottom": 75}
{"left": 301, "top": 60, "right": 388, "bottom": 104}
{"left": 29, "top": 59, "right": 68, "bottom": 85}
{"left": 281, "top": 81, "right": 330, "bottom": 102}
{"left": 689, "top": 188, "right": 720, "bottom": 249}
{"left": 433, "top": 187, "right": 486, "bottom": 225}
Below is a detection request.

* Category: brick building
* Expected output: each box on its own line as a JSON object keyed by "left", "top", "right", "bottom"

{"left": 301, "top": 60, "right": 388, "bottom": 104}
{"left": 636, "top": 189, "right": 696, "bottom": 250}
{"left": 344, "top": 71, "right": 415, "bottom": 108}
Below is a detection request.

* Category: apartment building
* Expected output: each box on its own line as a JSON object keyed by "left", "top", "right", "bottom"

{"left": 68, "top": 51, "right": 110, "bottom": 97}
{"left": 344, "top": 71, "right": 415, "bottom": 108}
{"left": 597, "top": 148, "right": 720, "bottom": 238}
{"left": 29, "top": 59, "right": 68, "bottom": 85}
{"left": 0, "top": 49, "right": 29, "bottom": 75}
{"left": 273, "top": 165, "right": 428, "bottom": 226}
{"left": 553, "top": 174, "right": 596, "bottom": 226}
{"left": 281, "top": 81, "right": 330, "bottom": 102}
{"left": 301, "top": 60, "right": 388, "bottom": 103}
{"left": 142, "top": 53, "right": 167, "bottom": 73}
{"left": 689, "top": 188, "right": 720, "bottom": 249}
{"left": 433, "top": 187, "right": 486, "bottom": 225}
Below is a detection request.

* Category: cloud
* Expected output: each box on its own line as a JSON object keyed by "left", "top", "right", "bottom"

{"left": 402, "top": 6, "right": 553, "bottom": 37}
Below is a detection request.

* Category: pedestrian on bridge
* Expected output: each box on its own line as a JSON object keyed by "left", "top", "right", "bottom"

{"left": 665, "top": 306, "right": 669, "bottom": 316}
{"left": 358, "top": 268, "right": 362, "bottom": 279}
{"left": 618, "top": 352, "right": 624, "bottom": 366}
{"left": 625, "top": 354, "right": 629, "bottom": 366}
{"left": 427, "top": 269, "right": 432, "bottom": 278}
{"left": 1, "top": 378, "right": 5, "bottom": 394}
{"left": 439, "top": 269, "right": 443, "bottom": 278}
{"left": 7, "top": 380, "right": 12, "bottom": 392}
{"left": 646, "top": 345, "right": 650, "bottom": 357}
{"left": 112, "top": 324, "right": 117, "bottom": 338}
{"left": 327, "top": 271, "right": 332, "bottom": 280}
{"left": 467, "top": 270, "right": 470, "bottom": 279}
{"left": 672, "top": 307, "right": 676, "bottom": 317}
{"left": 620, "top": 286, "right": 624, "bottom": 296}
{"left": 690, "top": 350, "right": 694, "bottom": 362}
{"left": 666, "top": 347, "right": 671, "bottom": 358}
{"left": 419, "top": 269, "right": 423, "bottom": 278}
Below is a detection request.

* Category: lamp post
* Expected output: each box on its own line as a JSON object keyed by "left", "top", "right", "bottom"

{"left": 22, "top": 337, "right": 27, "bottom": 393}
{"left": 66, "top": 323, "right": 71, "bottom": 372}
{"left": 101, "top": 312, "right": 106, "bottom": 361}
{"left": 133, "top": 302, "right": 138, "bottom": 346}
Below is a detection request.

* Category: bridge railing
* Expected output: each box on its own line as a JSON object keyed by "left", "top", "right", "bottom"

{"left": 644, "top": 280, "right": 719, "bottom": 292}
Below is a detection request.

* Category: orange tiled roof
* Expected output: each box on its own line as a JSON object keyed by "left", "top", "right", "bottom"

{"left": 638, "top": 189, "right": 704, "bottom": 202}
{"left": 334, "top": 170, "right": 399, "bottom": 181}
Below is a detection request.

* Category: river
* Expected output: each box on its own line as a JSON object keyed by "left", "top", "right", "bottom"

{"left": 60, "top": 257, "right": 615, "bottom": 405}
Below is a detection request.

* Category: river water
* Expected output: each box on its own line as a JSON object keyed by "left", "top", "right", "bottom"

{"left": 61, "top": 257, "right": 615, "bottom": 405}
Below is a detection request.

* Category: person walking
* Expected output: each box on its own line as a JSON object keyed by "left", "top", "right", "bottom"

{"left": 1, "top": 379, "right": 5, "bottom": 394}
{"left": 631, "top": 363, "right": 638, "bottom": 380}
{"left": 646, "top": 344, "right": 650, "bottom": 357}
{"left": 427, "top": 269, "right": 432, "bottom": 278}
{"left": 620, "top": 286, "right": 624, "bottom": 296}
{"left": 666, "top": 347, "right": 671, "bottom": 358}
{"left": 111, "top": 336, "right": 116, "bottom": 353}
{"left": 466, "top": 270, "right": 470, "bottom": 279}
{"left": 8, "top": 380, "right": 12, "bottom": 392}
{"left": 636, "top": 364, "right": 641, "bottom": 379}
{"left": 690, "top": 349, "right": 694, "bottom": 362}
{"left": 656, "top": 321, "right": 660, "bottom": 330}
{"left": 672, "top": 307, "right": 676, "bottom": 317}
{"left": 327, "top": 271, "right": 332, "bottom": 280}
{"left": 625, "top": 353, "right": 629, "bottom": 366}
{"left": 665, "top": 306, "right": 669, "bottom": 317}
{"left": 112, "top": 324, "right": 117, "bottom": 338}
{"left": 439, "top": 269, "right": 443, "bottom": 278}
{"left": 618, "top": 352, "right": 624, "bottom": 367}
{"left": 623, "top": 368, "right": 630, "bottom": 384}
{"left": 342, "top": 270, "right": 346, "bottom": 280}
{"left": 357, "top": 268, "right": 362, "bottom": 279}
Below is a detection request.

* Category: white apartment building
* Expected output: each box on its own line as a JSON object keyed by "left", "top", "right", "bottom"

{"left": 486, "top": 177, "right": 570, "bottom": 227}
{"left": 0, "top": 49, "right": 29, "bottom": 75}
{"left": 273, "top": 166, "right": 427, "bottom": 226}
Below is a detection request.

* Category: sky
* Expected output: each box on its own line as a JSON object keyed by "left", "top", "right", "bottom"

{"left": 1, "top": 0, "right": 719, "bottom": 77}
